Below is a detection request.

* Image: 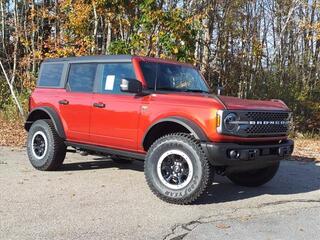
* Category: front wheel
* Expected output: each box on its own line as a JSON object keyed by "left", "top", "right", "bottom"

{"left": 227, "top": 162, "right": 280, "bottom": 187}
{"left": 144, "top": 133, "right": 213, "bottom": 204}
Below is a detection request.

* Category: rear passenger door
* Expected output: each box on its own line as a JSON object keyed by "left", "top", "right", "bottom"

{"left": 90, "top": 62, "right": 142, "bottom": 151}
{"left": 58, "top": 63, "right": 97, "bottom": 143}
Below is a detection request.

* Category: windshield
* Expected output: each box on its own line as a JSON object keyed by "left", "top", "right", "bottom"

{"left": 140, "top": 62, "right": 209, "bottom": 93}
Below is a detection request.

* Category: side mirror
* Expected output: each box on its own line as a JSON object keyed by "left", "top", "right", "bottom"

{"left": 120, "top": 78, "right": 142, "bottom": 94}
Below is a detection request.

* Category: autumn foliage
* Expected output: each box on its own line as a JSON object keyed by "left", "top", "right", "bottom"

{"left": 0, "top": 0, "right": 319, "bottom": 136}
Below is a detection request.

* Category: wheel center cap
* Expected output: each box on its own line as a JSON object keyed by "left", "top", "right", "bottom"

{"left": 173, "top": 165, "right": 180, "bottom": 173}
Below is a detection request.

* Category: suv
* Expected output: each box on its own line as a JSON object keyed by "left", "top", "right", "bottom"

{"left": 25, "top": 55, "right": 294, "bottom": 204}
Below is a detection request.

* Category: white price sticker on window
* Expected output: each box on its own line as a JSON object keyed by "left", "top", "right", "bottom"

{"left": 105, "top": 75, "right": 115, "bottom": 90}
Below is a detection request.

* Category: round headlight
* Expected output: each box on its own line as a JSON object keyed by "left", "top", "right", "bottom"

{"left": 224, "top": 113, "right": 239, "bottom": 132}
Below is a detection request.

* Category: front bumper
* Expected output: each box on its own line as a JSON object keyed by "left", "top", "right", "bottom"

{"left": 201, "top": 139, "right": 294, "bottom": 170}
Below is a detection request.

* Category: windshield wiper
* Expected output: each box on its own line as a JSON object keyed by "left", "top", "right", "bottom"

{"left": 156, "top": 87, "right": 184, "bottom": 92}
{"left": 183, "top": 89, "right": 210, "bottom": 93}
{"left": 156, "top": 88, "right": 210, "bottom": 93}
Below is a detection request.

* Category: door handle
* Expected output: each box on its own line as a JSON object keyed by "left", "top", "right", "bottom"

{"left": 58, "top": 99, "right": 69, "bottom": 105}
{"left": 93, "top": 102, "right": 106, "bottom": 108}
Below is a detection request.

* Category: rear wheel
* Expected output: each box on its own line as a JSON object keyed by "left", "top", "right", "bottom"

{"left": 227, "top": 162, "right": 280, "bottom": 187}
{"left": 27, "top": 119, "right": 66, "bottom": 171}
{"left": 144, "top": 133, "right": 212, "bottom": 204}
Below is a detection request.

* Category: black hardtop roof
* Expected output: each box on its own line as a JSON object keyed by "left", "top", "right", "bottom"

{"left": 42, "top": 55, "right": 194, "bottom": 67}
{"left": 43, "top": 54, "right": 133, "bottom": 63}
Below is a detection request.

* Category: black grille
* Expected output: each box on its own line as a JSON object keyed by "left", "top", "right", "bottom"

{"left": 244, "top": 111, "right": 290, "bottom": 137}
{"left": 245, "top": 112, "right": 290, "bottom": 121}
{"left": 219, "top": 110, "right": 292, "bottom": 137}
{"left": 245, "top": 124, "right": 288, "bottom": 134}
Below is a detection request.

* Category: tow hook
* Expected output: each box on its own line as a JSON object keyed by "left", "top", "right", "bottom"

{"left": 278, "top": 146, "right": 291, "bottom": 157}
{"left": 247, "top": 149, "right": 259, "bottom": 160}
{"left": 229, "top": 149, "right": 259, "bottom": 161}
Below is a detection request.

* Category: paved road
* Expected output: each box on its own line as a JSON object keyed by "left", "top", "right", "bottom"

{"left": 0, "top": 147, "right": 319, "bottom": 240}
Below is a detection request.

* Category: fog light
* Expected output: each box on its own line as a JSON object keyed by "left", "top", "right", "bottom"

{"left": 229, "top": 150, "right": 240, "bottom": 159}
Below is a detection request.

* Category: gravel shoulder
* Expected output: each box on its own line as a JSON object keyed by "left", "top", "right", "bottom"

{"left": 0, "top": 147, "right": 319, "bottom": 240}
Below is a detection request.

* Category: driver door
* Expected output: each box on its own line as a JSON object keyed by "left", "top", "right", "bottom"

{"left": 90, "top": 63, "right": 143, "bottom": 151}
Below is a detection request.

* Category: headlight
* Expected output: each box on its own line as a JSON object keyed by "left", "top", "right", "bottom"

{"left": 216, "top": 110, "right": 240, "bottom": 134}
{"left": 224, "top": 113, "right": 239, "bottom": 132}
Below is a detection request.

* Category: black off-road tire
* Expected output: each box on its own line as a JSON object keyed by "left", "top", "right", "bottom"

{"left": 144, "top": 133, "right": 213, "bottom": 204}
{"left": 27, "top": 119, "right": 66, "bottom": 171}
{"left": 227, "top": 162, "right": 280, "bottom": 187}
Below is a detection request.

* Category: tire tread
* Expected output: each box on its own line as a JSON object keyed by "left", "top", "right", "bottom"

{"left": 27, "top": 119, "right": 66, "bottom": 171}
{"left": 144, "top": 133, "right": 213, "bottom": 204}
{"left": 227, "top": 162, "right": 280, "bottom": 187}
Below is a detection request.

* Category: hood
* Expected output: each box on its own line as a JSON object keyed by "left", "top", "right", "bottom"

{"left": 217, "top": 95, "right": 289, "bottom": 111}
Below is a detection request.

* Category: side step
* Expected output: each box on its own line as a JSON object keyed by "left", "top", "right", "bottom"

{"left": 65, "top": 141, "right": 146, "bottom": 160}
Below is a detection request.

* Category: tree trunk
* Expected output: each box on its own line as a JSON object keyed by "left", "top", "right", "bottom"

{"left": 0, "top": 61, "right": 25, "bottom": 119}
{"left": 106, "top": 19, "right": 112, "bottom": 54}
{"left": 92, "top": 1, "right": 98, "bottom": 54}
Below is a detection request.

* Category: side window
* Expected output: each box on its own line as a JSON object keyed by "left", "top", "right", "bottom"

{"left": 38, "top": 63, "right": 64, "bottom": 87}
{"left": 140, "top": 62, "right": 157, "bottom": 90}
{"left": 67, "top": 63, "right": 97, "bottom": 93}
{"left": 97, "top": 63, "right": 136, "bottom": 94}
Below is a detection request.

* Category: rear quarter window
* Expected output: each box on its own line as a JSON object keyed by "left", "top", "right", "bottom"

{"left": 38, "top": 63, "right": 65, "bottom": 87}
{"left": 67, "top": 63, "right": 98, "bottom": 93}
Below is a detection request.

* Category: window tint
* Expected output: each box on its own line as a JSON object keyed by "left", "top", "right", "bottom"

{"left": 140, "top": 62, "right": 157, "bottom": 90}
{"left": 67, "top": 63, "right": 97, "bottom": 93}
{"left": 98, "top": 63, "right": 136, "bottom": 94}
{"left": 38, "top": 63, "right": 64, "bottom": 87}
{"left": 156, "top": 63, "right": 207, "bottom": 90}
{"left": 140, "top": 62, "right": 209, "bottom": 92}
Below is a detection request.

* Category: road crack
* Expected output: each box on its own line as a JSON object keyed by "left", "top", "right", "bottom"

{"left": 163, "top": 209, "right": 238, "bottom": 240}
{"left": 258, "top": 199, "right": 320, "bottom": 207}
{"left": 163, "top": 198, "right": 320, "bottom": 240}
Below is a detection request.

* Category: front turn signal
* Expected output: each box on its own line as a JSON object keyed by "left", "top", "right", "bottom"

{"left": 216, "top": 113, "right": 221, "bottom": 127}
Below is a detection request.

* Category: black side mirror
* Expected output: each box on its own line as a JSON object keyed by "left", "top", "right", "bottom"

{"left": 120, "top": 78, "right": 142, "bottom": 94}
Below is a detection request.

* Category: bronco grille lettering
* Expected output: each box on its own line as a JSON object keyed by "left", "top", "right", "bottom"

{"left": 230, "top": 120, "right": 290, "bottom": 125}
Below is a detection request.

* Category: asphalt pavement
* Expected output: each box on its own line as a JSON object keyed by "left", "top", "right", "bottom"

{"left": 0, "top": 147, "right": 319, "bottom": 240}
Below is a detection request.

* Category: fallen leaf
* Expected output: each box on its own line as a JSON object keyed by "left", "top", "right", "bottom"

{"left": 216, "top": 223, "right": 231, "bottom": 229}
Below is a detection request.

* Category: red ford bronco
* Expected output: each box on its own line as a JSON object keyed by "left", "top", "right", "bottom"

{"left": 25, "top": 55, "right": 294, "bottom": 204}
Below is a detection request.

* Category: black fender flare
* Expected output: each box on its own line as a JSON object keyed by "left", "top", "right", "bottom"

{"left": 142, "top": 116, "right": 209, "bottom": 148}
{"left": 24, "top": 107, "right": 66, "bottom": 139}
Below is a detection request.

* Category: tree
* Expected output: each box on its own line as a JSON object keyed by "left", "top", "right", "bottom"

{"left": 0, "top": 0, "right": 319, "bottom": 133}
